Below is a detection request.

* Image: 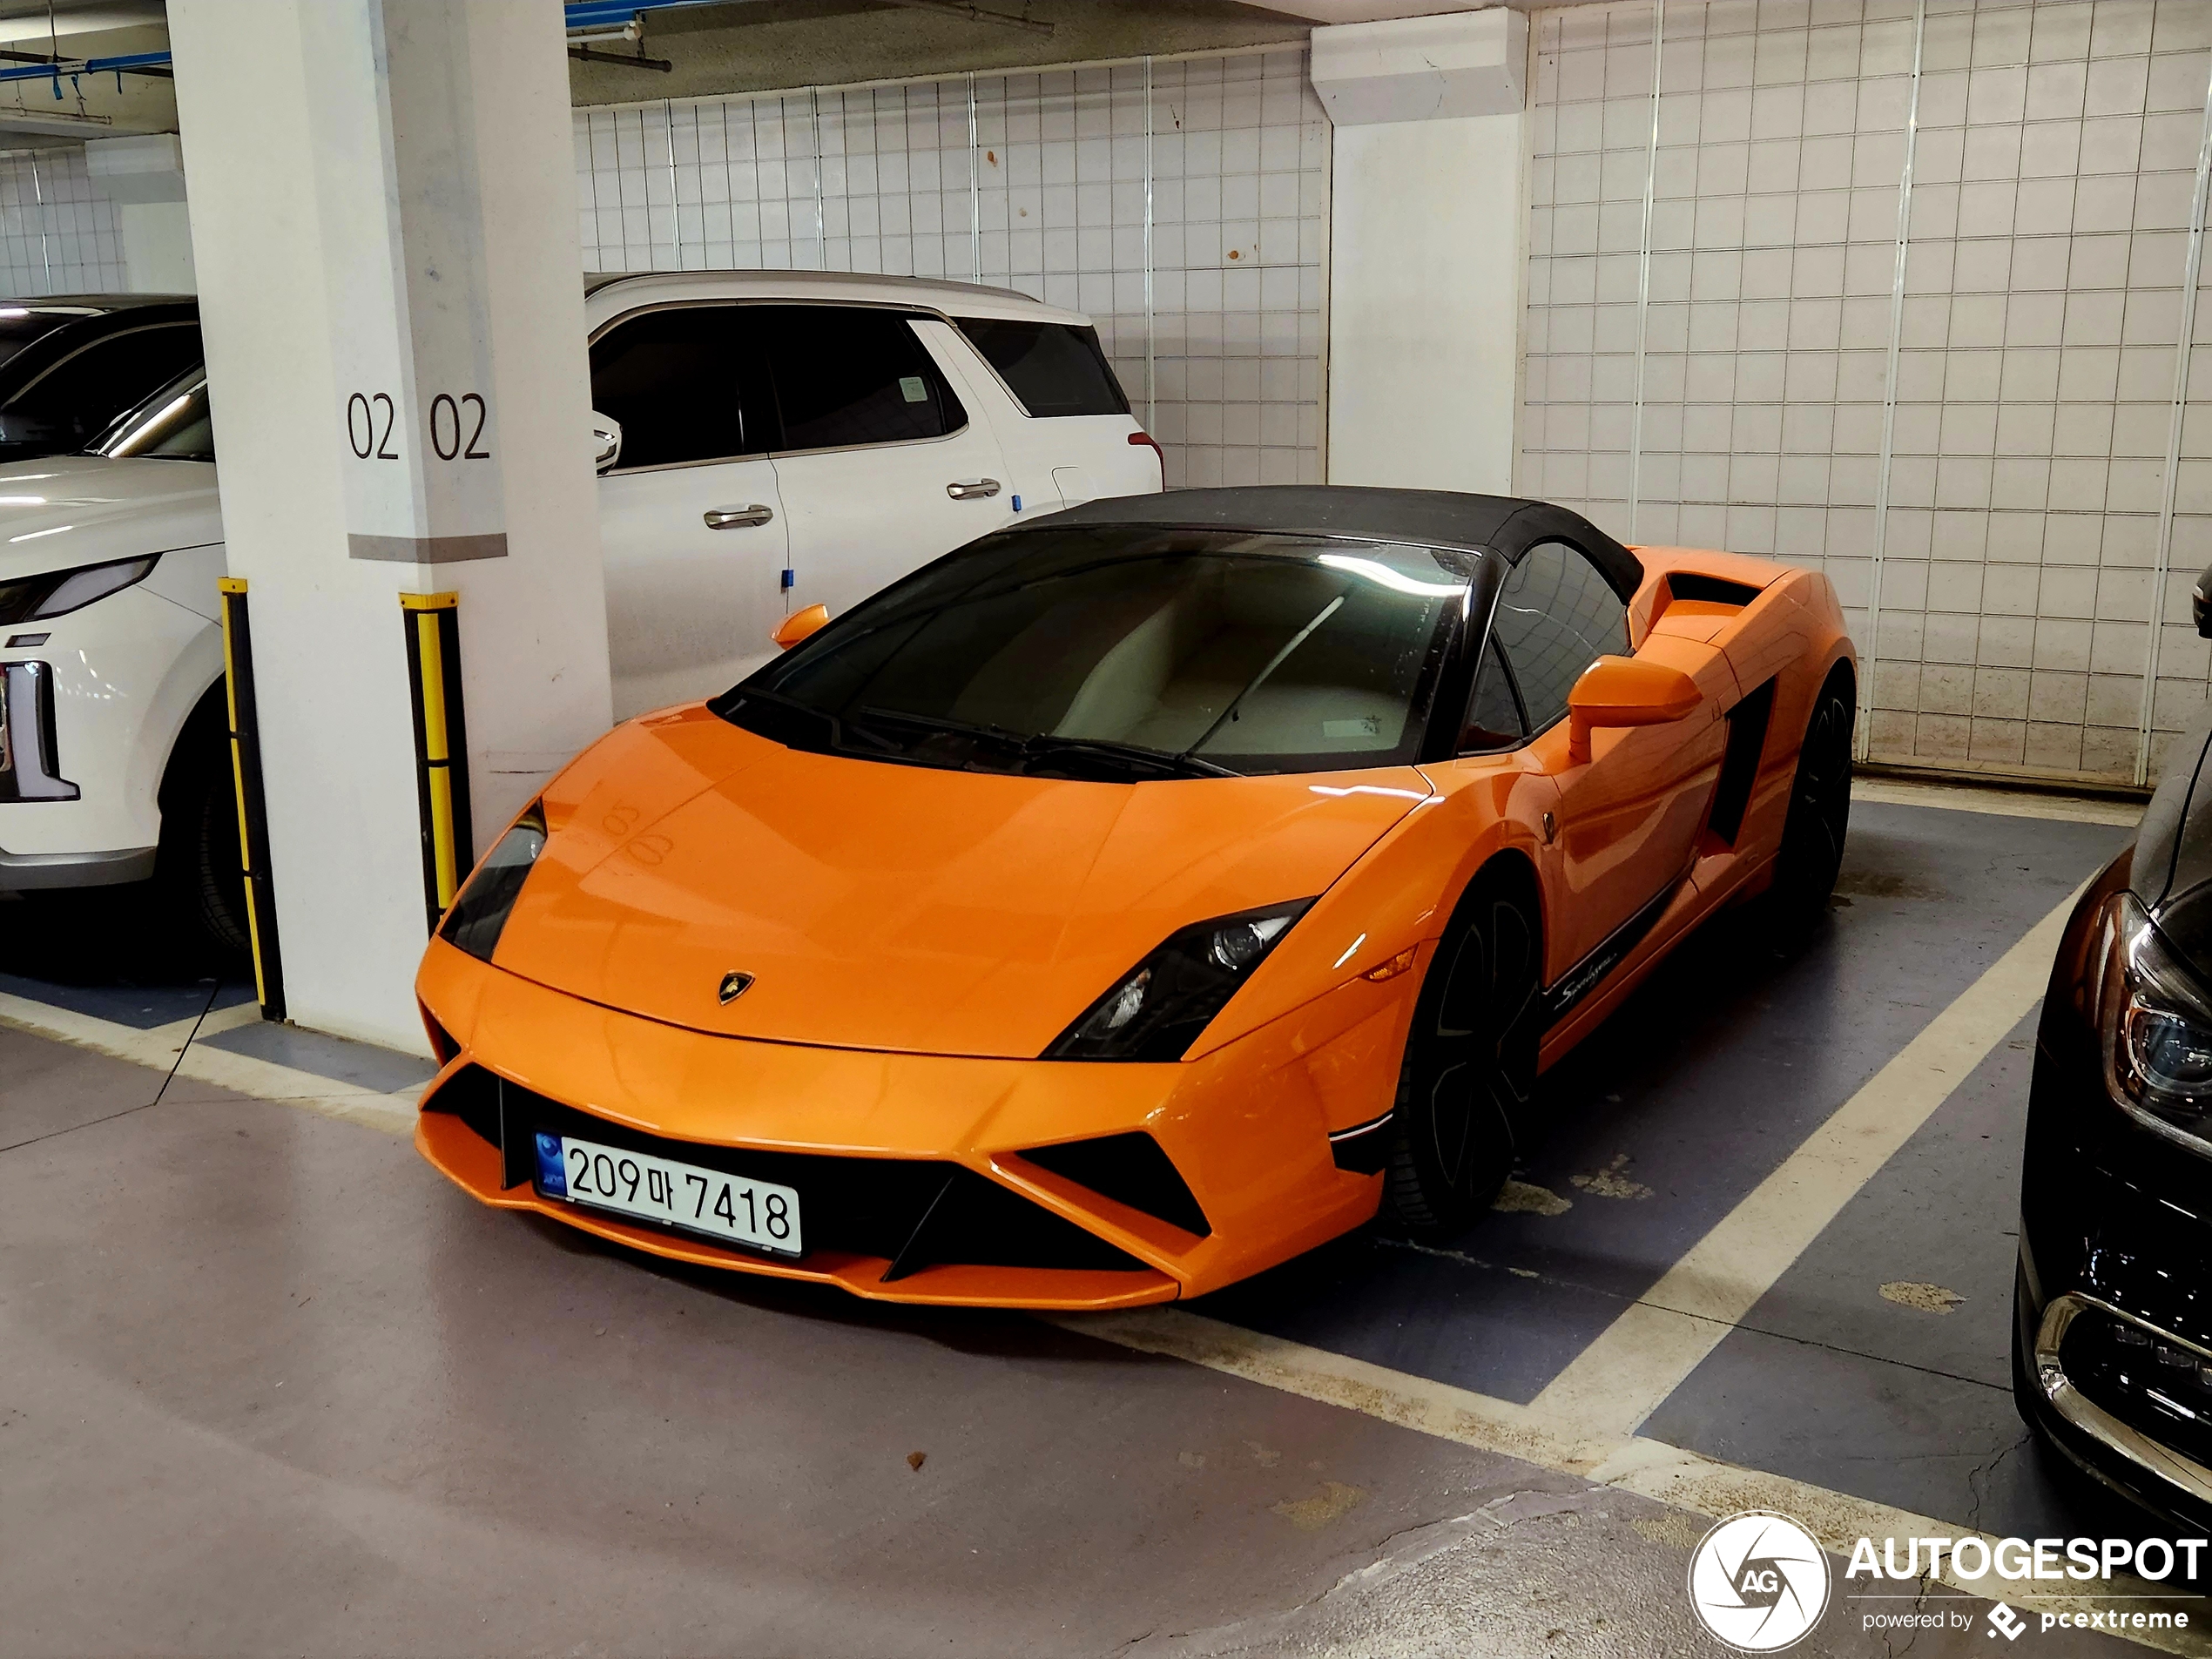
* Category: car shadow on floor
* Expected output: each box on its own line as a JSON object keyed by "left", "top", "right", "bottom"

{"left": 509, "top": 1211, "right": 1168, "bottom": 1371}
{"left": 0, "top": 884, "right": 250, "bottom": 1028}
{"left": 1, "top": 881, "right": 239, "bottom": 986}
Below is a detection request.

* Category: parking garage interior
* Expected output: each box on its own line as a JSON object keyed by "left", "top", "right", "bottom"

{"left": 10, "top": 3, "right": 2212, "bottom": 1656}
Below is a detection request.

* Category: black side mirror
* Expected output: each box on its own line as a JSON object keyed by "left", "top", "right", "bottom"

{"left": 2196, "top": 563, "right": 2212, "bottom": 639}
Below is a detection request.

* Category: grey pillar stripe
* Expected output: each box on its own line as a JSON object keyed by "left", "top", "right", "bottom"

{"left": 2135, "top": 53, "right": 2212, "bottom": 788}
{"left": 664, "top": 98, "right": 680, "bottom": 264}
{"left": 1625, "top": 1, "right": 1662, "bottom": 543}
{"left": 810, "top": 85, "right": 826, "bottom": 267}
{"left": 968, "top": 74, "right": 983, "bottom": 280}
{"left": 348, "top": 533, "right": 509, "bottom": 563}
{"left": 30, "top": 155, "right": 48, "bottom": 292}
{"left": 1861, "top": 0, "right": 1926, "bottom": 766}
{"left": 1144, "top": 55, "right": 1157, "bottom": 432}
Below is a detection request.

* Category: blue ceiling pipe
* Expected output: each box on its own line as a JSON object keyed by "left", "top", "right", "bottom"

{"left": 0, "top": 50, "right": 172, "bottom": 88}
{"left": 564, "top": 1, "right": 740, "bottom": 30}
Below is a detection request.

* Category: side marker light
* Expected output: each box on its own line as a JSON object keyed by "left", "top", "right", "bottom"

{"left": 1363, "top": 948, "right": 1417, "bottom": 983}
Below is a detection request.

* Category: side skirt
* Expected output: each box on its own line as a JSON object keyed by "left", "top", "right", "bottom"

{"left": 1539, "top": 873, "right": 1689, "bottom": 1032}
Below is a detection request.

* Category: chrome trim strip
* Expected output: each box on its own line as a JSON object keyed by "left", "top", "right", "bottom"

{"left": 2035, "top": 1291, "right": 2212, "bottom": 1510}
{"left": 1328, "top": 1110, "right": 1393, "bottom": 1143}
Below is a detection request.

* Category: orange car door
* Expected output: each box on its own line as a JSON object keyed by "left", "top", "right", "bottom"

{"left": 1489, "top": 540, "right": 1725, "bottom": 984}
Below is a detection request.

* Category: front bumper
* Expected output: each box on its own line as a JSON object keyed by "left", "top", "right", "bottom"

{"left": 0, "top": 583, "right": 223, "bottom": 886}
{"left": 2017, "top": 846, "right": 2212, "bottom": 1530}
{"left": 414, "top": 936, "right": 1403, "bottom": 1308}
{"left": 2021, "top": 1283, "right": 2212, "bottom": 1528}
{"left": 0, "top": 844, "right": 156, "bottom": 889}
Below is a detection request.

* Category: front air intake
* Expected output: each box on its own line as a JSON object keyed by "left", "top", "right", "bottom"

{"left": 424, "top": 1063, "right": 1149, "bottom": 1279}
{"left": 1022, "top": 1131, "right": 1211, "bottom": 1237}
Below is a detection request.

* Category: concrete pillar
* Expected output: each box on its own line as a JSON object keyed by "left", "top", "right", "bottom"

{"left": 86, "top": 136, "right": 196, "bottom": 292}
{"left": 1312, "top": 9, "right": 1528, "bottom": 494}
{"left": 168, "top": 0, "right": 612, "bottom": 1051}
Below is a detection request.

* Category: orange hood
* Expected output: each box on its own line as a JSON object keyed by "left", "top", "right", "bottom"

{"left": 494, "top": 706, "right": 1429, "bottom": 1059}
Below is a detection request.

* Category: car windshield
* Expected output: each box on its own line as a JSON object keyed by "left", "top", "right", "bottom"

{"left": 717, "top": 527, "right": 1473, "bottom": 780}
{"left": 87, "top": 368, "right": 212, "bottom": 462}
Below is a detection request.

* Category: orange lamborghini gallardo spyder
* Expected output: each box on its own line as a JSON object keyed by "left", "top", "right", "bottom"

{"left": 414, "top": 487, "right": 1855, "bottom": 1309}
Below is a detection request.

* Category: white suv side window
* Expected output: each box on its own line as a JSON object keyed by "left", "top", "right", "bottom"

{"left": 589, "top": 305, "right": 772, "bottom": 471}
{"left": 755, "top": 304, "right": 966, "bottom": 451}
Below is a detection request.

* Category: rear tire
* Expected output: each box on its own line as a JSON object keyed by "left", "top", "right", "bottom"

{"left": 155, "top": 693, "right": 249, "bottom": 962}
{"left": 1381, "top": 863, "right": 1542, "bottom": 1236}
{"left": 1768, "top": 666, "right": 1854, "bottom": 935}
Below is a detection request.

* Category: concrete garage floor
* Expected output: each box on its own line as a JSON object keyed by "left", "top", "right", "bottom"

{"left": 0, "top": 783, "right": 2194, "bottom": 1656}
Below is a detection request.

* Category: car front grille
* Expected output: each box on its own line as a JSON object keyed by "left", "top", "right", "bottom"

{"left": 424, "top": 1062, "right": 1149, "bottom": 1278}
{"left": 2059, "top": 1303, "right": 2212, "bottom": 1472}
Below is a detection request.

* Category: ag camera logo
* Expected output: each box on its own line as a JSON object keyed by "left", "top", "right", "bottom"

{"left": 1688, "top": 1510, "right": 1831, "bottom": 1652}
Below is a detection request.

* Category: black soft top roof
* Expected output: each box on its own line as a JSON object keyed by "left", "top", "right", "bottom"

{"left": 1028, "top": 485, "right": 1644, "bottom": 599}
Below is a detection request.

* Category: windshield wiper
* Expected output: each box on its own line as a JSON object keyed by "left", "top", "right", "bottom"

{"left": 1020, "top": 735, "right": 1236, "bottom": 779}
{"left": 851, "top": 707, "right": 1234, "bottom": 779}
{"left": 1179, "top": 590, "right": 1348, "bottom": 763}
{"left": 850, "top": 705, "right": 1028, "bottom": 752}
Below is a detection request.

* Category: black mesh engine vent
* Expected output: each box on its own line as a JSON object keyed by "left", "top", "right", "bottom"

{"left": 1022, "top": 1131, "right": 1211, "bottom": 1238}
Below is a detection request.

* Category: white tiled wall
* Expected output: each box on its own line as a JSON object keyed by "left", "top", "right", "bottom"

{"left": 0, "top": 148, "right": 125, "bottom": 298}
{"left": 575, "top": 46, "right": 1330, "bottom": 488}
{"left": 1524, "top": 0, "right": 2212, "bottom": 787}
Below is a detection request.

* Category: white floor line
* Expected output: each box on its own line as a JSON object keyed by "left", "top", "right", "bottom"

{"left": 1055, "top": 1308, "right": 2202, "bottom": 1653}
{"left": 1528, "top": 880, "right": 2087, "bottom": 1442}
{"left": 1853, "top": 776, "right": 2144, "bottom": 826}
{"left": 0, "top": 990, "right": 418, "bottom": 1136}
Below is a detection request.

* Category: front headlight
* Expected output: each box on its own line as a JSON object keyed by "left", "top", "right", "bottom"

{"left": 2095, "top": 891, "right": 2212, "bottom": 1153}
{"left": 1045, "top": 899, "right": 1314, "bottom": 1062}
{"left": 439, "top": 801, "right": 547, "bottom": 964}
{"left": 0, "top": 555, "right": 158, "bottom": 624}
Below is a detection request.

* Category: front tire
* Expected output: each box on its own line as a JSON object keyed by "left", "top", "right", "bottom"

{"left": 1769, "top": 666, "right": 1854, "bottom": 934}
{"left": 155, "top": 695, "right": 249, "bottom": 961}
{"left": 1381, "top": 863, "right": 1542, "bottom": 1236}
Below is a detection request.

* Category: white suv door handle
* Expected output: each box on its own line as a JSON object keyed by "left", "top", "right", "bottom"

{"left": 946, "top": 478, "right": 1001, "bottom": 501}
{"left": 705, "top": 504, "right": 774, "bottom": 529}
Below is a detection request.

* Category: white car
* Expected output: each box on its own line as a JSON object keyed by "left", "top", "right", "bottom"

{"left": 0, "top": 270, "right": 1161, "bottom": 948}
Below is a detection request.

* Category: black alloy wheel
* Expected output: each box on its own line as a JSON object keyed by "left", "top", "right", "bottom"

{"left": 1769, "top": 666, "right": 1855, "bottom": 934}
{"left": 1382, "top": 864, "right": 1542, "bottom": 1235}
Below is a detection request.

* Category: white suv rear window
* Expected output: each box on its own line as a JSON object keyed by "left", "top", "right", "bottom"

{"left": 957, "top": 318, "right": 1130, "bottom": 418}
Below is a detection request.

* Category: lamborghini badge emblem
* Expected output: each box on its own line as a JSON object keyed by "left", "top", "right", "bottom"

{"left": 718, "top": 971, "right": 754, "bottom": 1004}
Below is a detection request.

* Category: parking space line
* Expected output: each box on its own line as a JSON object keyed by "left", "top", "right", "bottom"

{"left": 0, "top": 990, "right": 419, "bottom": 1136}
{"left": 1057, "top": 1306, "right": 2199, "bottom": 1652}
{"left": 1529, "top": 880, "right": 2084, "bottom": 1443}
{"left": 1852, "top": 776, "right": 2143, "bottom": 826}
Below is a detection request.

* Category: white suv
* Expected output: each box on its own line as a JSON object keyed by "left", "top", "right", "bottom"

{"left": 0, "top": 270, "right": 1161, "bottom": 947}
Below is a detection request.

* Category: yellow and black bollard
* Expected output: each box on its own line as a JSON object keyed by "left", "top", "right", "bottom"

{"left": 217, "top": 577, "right": 285, "bottom": 1021}
{"left": 400, "top": 591, "right": 475, "bottom": 934}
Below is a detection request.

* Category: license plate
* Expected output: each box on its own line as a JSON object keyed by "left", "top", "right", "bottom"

{"left": 535, "top": 1132, "right": 802, "bottom": 1258}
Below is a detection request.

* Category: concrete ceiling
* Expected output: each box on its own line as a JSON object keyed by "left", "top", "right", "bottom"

{"left": 564, "top": 0, "right": 1615, "bottom": 107}
{"left": 570, "top": 1, "right": 1323, "bottom": 105}
{"left": 0, "top": 0, "right": 162, "bottom": 45}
